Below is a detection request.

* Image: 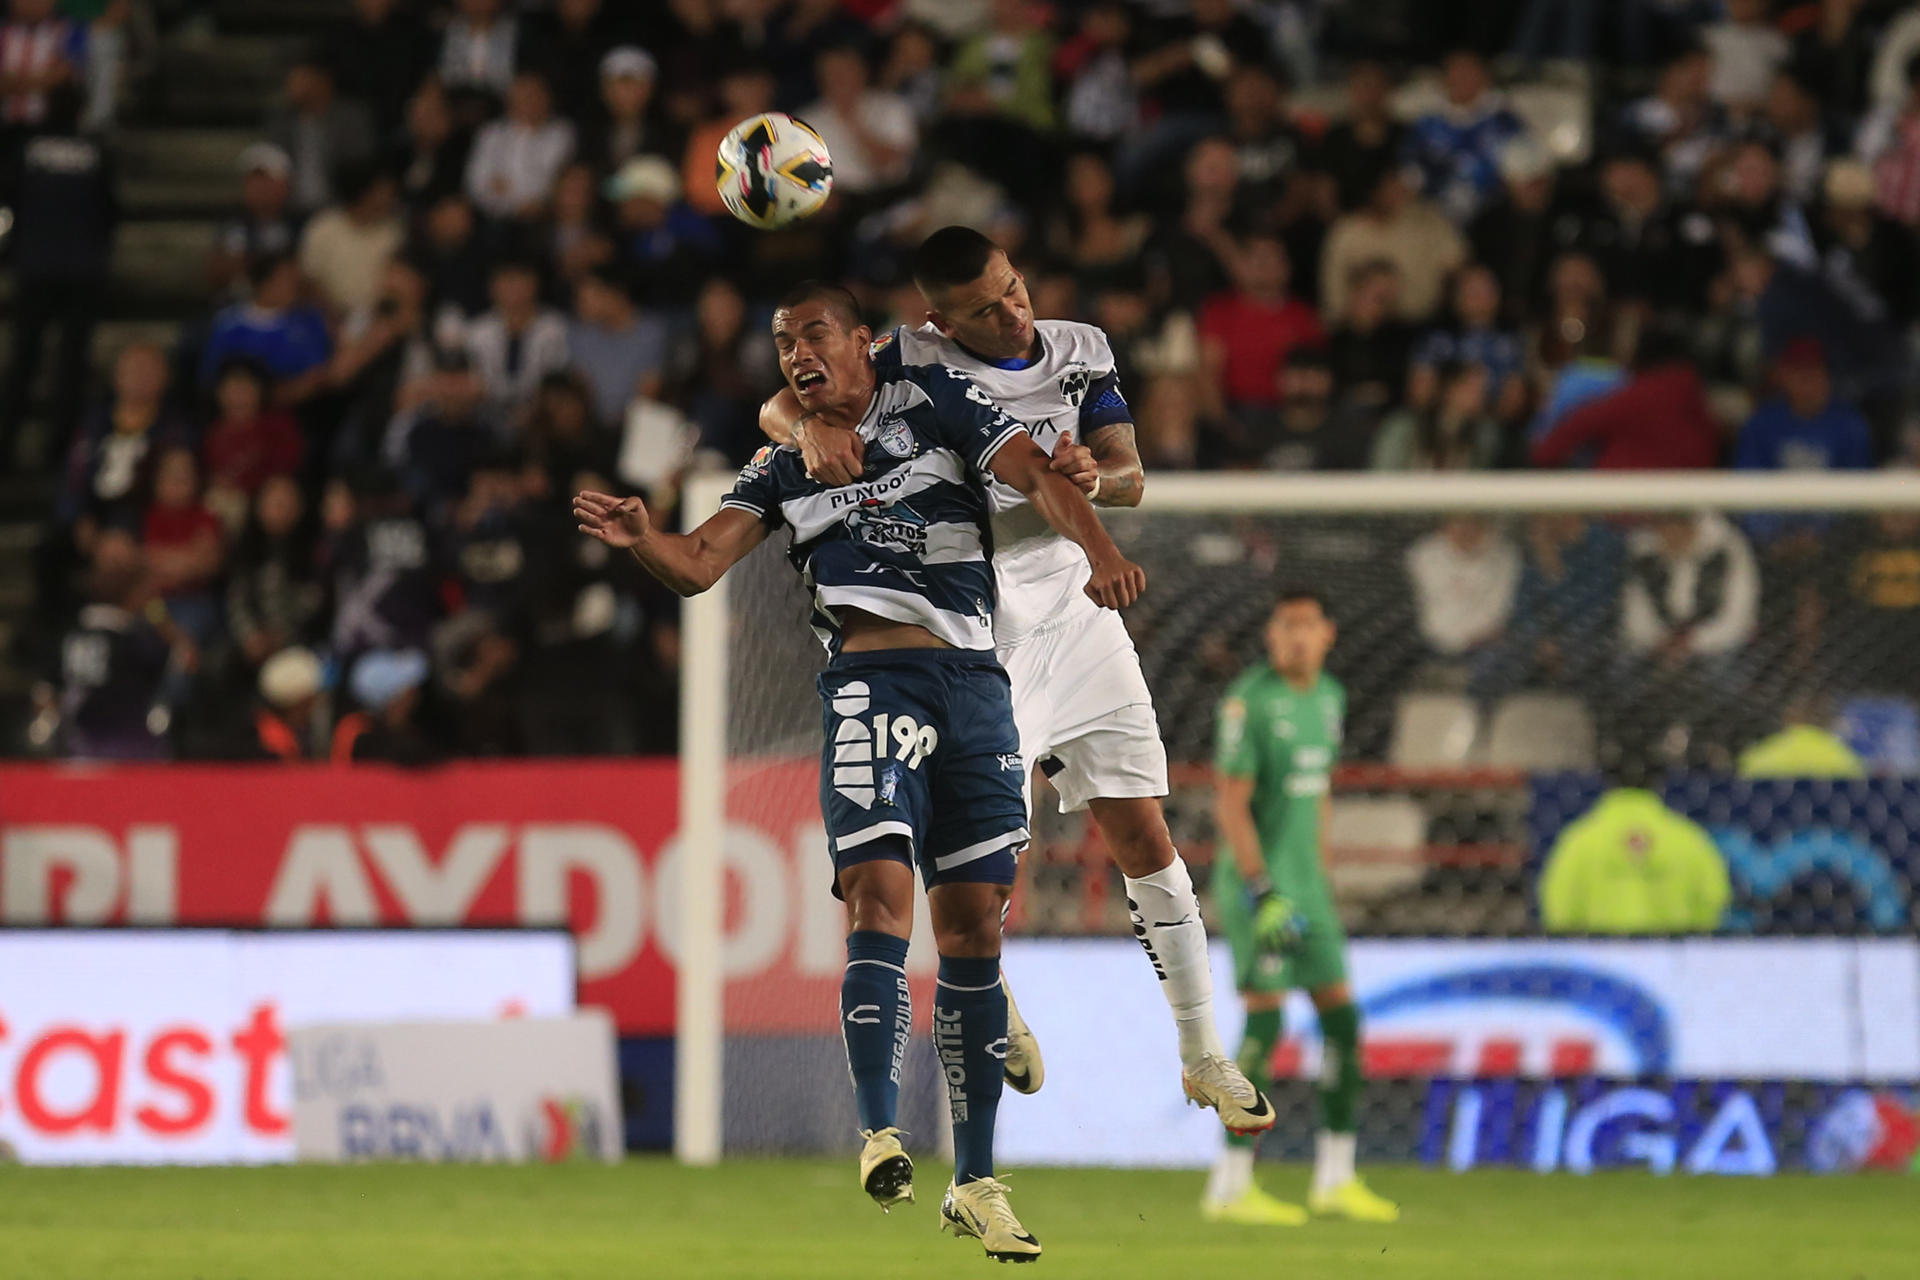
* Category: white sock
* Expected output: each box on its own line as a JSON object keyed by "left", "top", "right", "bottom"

{"left": 1123, "top": 854, "right": 1224, "bottom": 1063}
{"left": 1206, "top": 1145, "right": 1256, "bottom": 1204}
{"left": 1313, "top": 1130, "right": 1356, "bottom": 1193}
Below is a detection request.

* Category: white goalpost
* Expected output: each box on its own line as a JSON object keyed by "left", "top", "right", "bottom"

{"left": 673, "top": 468, "right": 1920, "bottom": 1165}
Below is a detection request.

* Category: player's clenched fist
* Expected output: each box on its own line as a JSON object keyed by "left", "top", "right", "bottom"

{"left": 1084, "top": 553, "right": 1146, "bottom": 609}
{"left": 1049, "top": 431, "right": 1100, "bottom": 495}
{"left": 574, "top": 490, "right": 651, "bottom": 548}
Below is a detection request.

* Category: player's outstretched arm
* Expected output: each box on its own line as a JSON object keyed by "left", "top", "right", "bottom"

{"left": 1214, "top": 773, "right": 1270, "bottom": 886}
{"left": 1047, "top": 424, "right": 1145, "bottom": 508}
{"left": 573, "top": 490, "right": 769, "bottom": 597}
{"left": 986, "top": 436, "right": 1145, "bottom": 609}
{"left": 758, "top": 388, "right": 865, "bottom": 485}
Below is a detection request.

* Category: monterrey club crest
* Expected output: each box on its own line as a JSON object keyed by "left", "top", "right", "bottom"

{"left": 1058, "top": 366, "right": 1092, "bottom": 407}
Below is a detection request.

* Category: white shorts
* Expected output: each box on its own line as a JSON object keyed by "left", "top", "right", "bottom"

{"left": 1000, "top": 603, "right": 1170, "bottom": 815}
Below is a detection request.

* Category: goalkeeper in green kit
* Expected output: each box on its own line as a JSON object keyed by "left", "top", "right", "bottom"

{"left": 1202, "top": 589, "right": 1399, "bottom": 1226}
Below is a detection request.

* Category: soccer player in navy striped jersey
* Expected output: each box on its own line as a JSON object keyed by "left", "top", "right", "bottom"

{"left": 574, "top": 281, "right": 1141, "bottom": 1262}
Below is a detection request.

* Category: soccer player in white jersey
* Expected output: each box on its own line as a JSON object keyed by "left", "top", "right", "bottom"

{"left": 760, "top": 226, "right": 1274, "bottom": 1136}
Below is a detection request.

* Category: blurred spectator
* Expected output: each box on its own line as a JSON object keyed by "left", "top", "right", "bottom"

{"left": 682, "top": 62, "right": 777, "bottom": 217}
{"left": 209, "top": 144, "right": 298, "bottom": 300}
{"left": 1507, "top": 515, "right": 1624, "bottom": 688}
{"left": 1529, "top": 250, "right": 1633, "bottom": 377}
{"left": 1226, "top": 347, "right": 1371, "bottom": 471}
{"left": 200, "top": 254, "right": 332, "bottom": 396}
{"left": 540, "top": 161, "right": 613, "bottom": 287}
{"left": 1325, "top": 259, "right": 1417, "bottom": 418}
{"left": 1058, "top": 2, "right": 1136, "bottom": 142}
{"left": 338, "top": 648, "right": 439, "bottom": 764}
{"left": 803, "top": 42, "right": 916, "bottom": 199}
{"left": 1410, "top": 262, "right": 1523, "bottom": 415}
{"left": 1794, "top": 0, "right": 1875, "bottom": 124}
{"left": 1816, "top": 158, "right": 1919, "bottom": 327}
{"left": 879, "top": 22, "right": 945, "bottom": 129}
{"left": 1314, "top": 61, "right": 1407, "bottom": 218}
{"left": 245, "top": 645, "right": 331, "bottom": 762}
{"left": 1405, "top": 514, "right": 1521, "bottom": 662}
{"left": 465, "top": 70, "right": 575, "bottom": 223}
{"left": 47, "top": 529, "right": 183, "bottom": 760}
{"left": 1868, "top": 2, "right": 1920, "bottom": 113}
{"left": 1045, "top": 149, "right": 1150, "bottom": 296}
{"left": 56, "top": 342, "right": 193, "bottom": 538}
{"left": 1582, "top": 146, "right": 1721, "bottom": 315}
{"left": 438, "top": 0, "right": 518, "bottom": 111}
{"left": 666, "top": 276, "right": 781, "bottom": 464}
{"left": 1320, "top": 169, "right": 1467, "bottom": 324}
{"left": 1126, "top": 0, "right": 1263, "bottom": 175}
{"left": 525, "top": 0, "right": 633, "bottom": 127}
{"left": 1858, "top": 50, "right": 1920, "bottom": 227}
{"left": 1728, "top": 245, "right": 1904, "bottom": 414}
{"left": 411, "top": 193, "right": 492, "bottom": 317}
{"left": 569, "top": 266, "right": 668, "bottom": 428}
{"left": 1735, "top": 338, "right": 1873, "bottom": 471}
{"left": 1404, "top": 49, "right": 1528, "bottom": 224}
{"left": 1532, "top": 327, "right": 1720, "bottom": 469}
{"left": 390, "top": 78, "right": 469, "bottom": 212}
{"left": 578, "top": 45, "right": 663, "bottom": 176}
{"left": 266, "top": 53, "right": 377, "bottom": 216}
{"left": 523, "top": 370, "right": 613, "bottom": 491}
{"left": 324, "top": 0, "right": 432, "bottom": 136}
{"left": 604, "top": 154, "right": 724, "bottom": 304}
{"left": 1540, "top": 785, "right": 1730, "bottom": 933}
{"left": 1621, "top": 45, "right": 1727, "bottom": 197}
{"left": 942, "top": 0, "right": 1056, "bottom": 201}
{"left": 1707, "top": 137, "right": 1808, "bottom": 267}
{"left": 0, "top": 0, "right": 85, "bottom": 148}
{"left": 140, "top": 446, "right": 224, "bottom": 643}
{"left": 1199, "top": 234, "right": 1324, "bottom": 418}
{"left": 1702, "top": 0, "right": 1788, "bottom": 116}
{"left": 387, "top": 353, "right": 504, "bottom": 516}
{"left": 462, "top": 258, "right": 571, "bottom": 419}
{"left": 327, "top": 257, "right": 440, "bottom": 475}
{"left": 1223, "top": 62, "right": 1306, "bottom": 216}
{"left": 0, "top": 84, "right": 114, "bottom": 470}
{"left": 1142, "top": 136, "right": 1240, "bottom": 310}
{"left": 1764, "top": 69, "right": 1827, "bottom": 206}
{"left": 1622, "top": 512, "right": 1761, "bottom": 663}
{"left": 325, "top": 471, "right": 438, "bottom": 658}
{"left": 1371, "top": 362, "right": 1499, "bottom": 471}
{"left": 1467, "top": 137, "right": 1566, "bottom": 320}
{"left": 226, "top": 475, "right": 323, "bottom": 670}
{"left": 201, "top": 359, "right": 303, "bottom": 520}
{"left": 298, "top": 165, "right": 404, "bottom": 315}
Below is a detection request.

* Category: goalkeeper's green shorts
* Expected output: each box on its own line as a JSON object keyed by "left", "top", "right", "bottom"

{"left": 1217, "top": 889, "right": 1349, "bottom": 995}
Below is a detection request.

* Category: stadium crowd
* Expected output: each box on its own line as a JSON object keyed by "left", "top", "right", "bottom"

{"left": 9, "top": 0, "right": 1920, "bottom": 762}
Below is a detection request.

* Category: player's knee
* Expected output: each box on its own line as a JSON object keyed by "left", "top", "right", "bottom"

{"left": 928, "top": 883, "right": 1008, "bottom": 957}
{"left": 1090, "top": 797, "right": 1176, "bottom": 878}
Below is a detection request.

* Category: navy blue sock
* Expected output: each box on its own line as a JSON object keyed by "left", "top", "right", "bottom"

{"left": 841, "top": 931, "right": 912, "bottom": 1133}
{"left": 934, "top": 954, "right": 1007, "bottom": 1185}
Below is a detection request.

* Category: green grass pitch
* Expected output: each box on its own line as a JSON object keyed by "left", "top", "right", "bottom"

{"left": 0, "top": 1159, "right": 1909, "bottom": 1279}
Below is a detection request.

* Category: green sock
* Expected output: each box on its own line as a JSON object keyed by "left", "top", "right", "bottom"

{"left": 1226, "top": 1006, "right": 1282, "bottom": 1151}
{"left": 1318, "top": 1003, "right": 1361, "bottom": 1133}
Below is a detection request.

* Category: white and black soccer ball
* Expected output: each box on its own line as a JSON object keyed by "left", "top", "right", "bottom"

{"left": 714, "top": 112, "right": 834, "bottom": 230}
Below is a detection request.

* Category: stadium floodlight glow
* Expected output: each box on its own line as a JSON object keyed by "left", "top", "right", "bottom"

{"left": 673, "top": 468, "right": 1920, "bottom": 1165}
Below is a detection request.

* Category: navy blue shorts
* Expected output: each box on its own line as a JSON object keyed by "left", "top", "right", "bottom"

{"left": 817, "top": 648, "right": 1028, "bottom": 893}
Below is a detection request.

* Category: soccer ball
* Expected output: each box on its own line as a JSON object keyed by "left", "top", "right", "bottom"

{"left": 714, "top": 112, "right": 834, "bottom": 230}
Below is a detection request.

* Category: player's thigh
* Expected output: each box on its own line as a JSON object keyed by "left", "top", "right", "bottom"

{"left": 816, "top": 661, "right": 939, "bottom": 895}
{"left": 1032, "top": 616, "right": 1168, "bottom": 815}
{"left": 923, "top": 659, "right": 1027, "bottom": 899}
{"left": 836, "top": 852, "right": 918, "bottom": 938}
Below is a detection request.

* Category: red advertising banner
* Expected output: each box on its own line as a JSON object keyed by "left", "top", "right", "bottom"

{"left": 0, "top": 761, "right": 897, "bottom": 1036}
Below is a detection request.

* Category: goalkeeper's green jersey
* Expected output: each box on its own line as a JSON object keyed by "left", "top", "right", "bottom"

{"left": 1211, "top": 666, "right": 1344, "bottom": 908}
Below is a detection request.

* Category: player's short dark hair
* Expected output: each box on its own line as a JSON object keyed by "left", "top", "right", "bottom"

{"left": 773, "top": 279, "right": 864, "bottom": 333}
{"left": 912, "top": 225, "right": 1002, "bottom": 295}
{"left": 1274, "top": 587, "right": 1331, "bottom": 618}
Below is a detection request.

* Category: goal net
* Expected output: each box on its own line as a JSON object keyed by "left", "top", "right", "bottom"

{"left": 674, "top": 471, "right": 1920, "bottom": 1164}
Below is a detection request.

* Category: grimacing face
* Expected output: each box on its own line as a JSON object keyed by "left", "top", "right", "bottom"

{"left": 772, "top": 299, "right": 874, "bottom": 413}
{"left": 1266, "top": 599, "right": 1336, "bottom": 680}
{"left": 925, "top": 251, "right": 1036, "bottom": 363}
